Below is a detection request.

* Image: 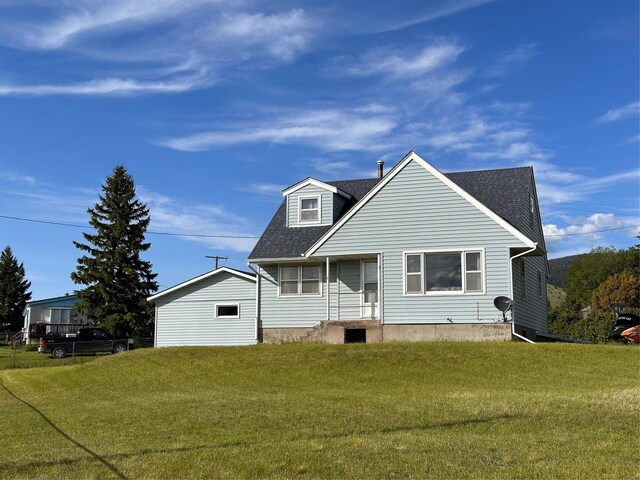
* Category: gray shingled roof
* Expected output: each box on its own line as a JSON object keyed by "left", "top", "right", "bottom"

{"left": 248, "top": 166, "right": 533, "bottom": 260}
{"left": 446, "top": 166, "right": 533, "bottom": 233}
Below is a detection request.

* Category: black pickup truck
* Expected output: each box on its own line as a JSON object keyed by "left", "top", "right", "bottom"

{"left": 39, "top": 328, "right": 134, "bottom": 358}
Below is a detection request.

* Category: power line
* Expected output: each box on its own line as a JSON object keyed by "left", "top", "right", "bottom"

{"left": 0, "top": 214, "right": 260, "bottom": 239}
{"left": 545, "top": 224, "right": 639, "bottom": 237}
{"left": 1, "top": 213, "right": 637, "bottom": 239}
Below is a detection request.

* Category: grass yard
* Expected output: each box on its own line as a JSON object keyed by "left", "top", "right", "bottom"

{"left": 0, "top": 345, "right": 100, "bottom": 370}
{"left": 0, "top": 342, "right": 638, "bottom": 479}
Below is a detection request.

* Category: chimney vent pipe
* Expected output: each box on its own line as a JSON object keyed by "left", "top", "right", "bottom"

{"left": 377, "top": 160, "right": 384, "bottom": 179}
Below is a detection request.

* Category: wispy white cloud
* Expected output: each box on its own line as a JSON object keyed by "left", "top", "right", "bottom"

{"left": 536, "top": 165, "right": 640, "bottom": 206}
{"left": 0, "top": 73, "right": 210, "bottom": 96}
{"left": 238, "top": 183, "right": 286, "bottom": 196}
{"left": 161, "top": 105, "right": 399, "bottom": 152}
{"left": 0, "top": 171, "right": 36, "bottom": 184}
{"left": 333, "top": 40, "right": 466, "bottom": 79}
{"left": 484, "top": 43, "right": 537, "bottom": 77}
{"left": 3, "top": 0, "right": 214, "bottom": 50}
{"left": 358, "top": 0, "right": 495, "bottom": 34}
{"left": 543, "top": 213, "right": 637, "bottom": 245}
{"left": 597, "top": 101, "right": 640, "bottom": 123}
{"left": 0, "top": 1, "right": 317, "bottom": 96}
{"left": 140, "top": 189, "right": 258, "bottom": 252}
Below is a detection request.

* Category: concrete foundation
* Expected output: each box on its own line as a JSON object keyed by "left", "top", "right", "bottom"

{"left": 304, "top": 320, "right": 383, "bottom": 344}
{"left": 382, "top": 323, "right": 511, "bottom": 342}
{"left": 261, "top": 322, "right": 511, "bottom": 343}
{"left": 261, "top": 327, "right": 313, "bottom": 344}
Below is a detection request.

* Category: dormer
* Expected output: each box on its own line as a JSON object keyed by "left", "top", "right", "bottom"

{"left": 282, "top": 178, "right": 352, "bottom": 227}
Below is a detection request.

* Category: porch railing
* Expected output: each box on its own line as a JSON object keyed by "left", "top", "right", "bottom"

{"left": 28, "top": 323, "right": 86, "bottom": 339}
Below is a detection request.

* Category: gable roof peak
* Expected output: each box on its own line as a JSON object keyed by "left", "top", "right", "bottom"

{"left": 281, "top": 177, "right": 351, "bottom": 198}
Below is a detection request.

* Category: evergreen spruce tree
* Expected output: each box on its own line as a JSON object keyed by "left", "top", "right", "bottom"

{"left": 71, "top": 165, "right": 158, "bottom": 336}
{"left": 0, "top": 246, "right": 32, "bottom": 331}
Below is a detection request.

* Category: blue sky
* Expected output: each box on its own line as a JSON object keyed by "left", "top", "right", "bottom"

{"left": 0, "top": 0, "right": 638, "bottom": 300}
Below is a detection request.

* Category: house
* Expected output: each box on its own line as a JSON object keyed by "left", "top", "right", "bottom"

{"left": 150, "top": 150, "right": 548, "bottom": 345}
{"left": 149, "top": 267, "right": 257, "bottom": 347}
{"left": 23, "top": 294, "right": 90, "bottom": 344}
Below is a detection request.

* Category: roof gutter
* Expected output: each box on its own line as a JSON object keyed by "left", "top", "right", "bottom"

{"left": 509, "top": 244, "right": 538, "bottom": 344}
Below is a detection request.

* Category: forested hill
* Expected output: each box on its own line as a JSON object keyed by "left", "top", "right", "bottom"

{"left": 548, "top": 254, "right": 585, "bottom": 288}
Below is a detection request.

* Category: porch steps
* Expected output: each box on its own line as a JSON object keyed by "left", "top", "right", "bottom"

{"left": 301, "top": 319, "right": 382, "bottom": 344}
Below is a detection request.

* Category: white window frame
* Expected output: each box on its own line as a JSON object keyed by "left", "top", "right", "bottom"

{"left": 215, "top": 303, "right": 240, "bottom": 319}
{"left": 404, "top": 253, "right": 424, "bottom": 294}
{"left": 278, "top": 264, "right": 323, "bottom": 297}
{"left": 403, "top": 249, "right": 486, "bottom": 296}
{"left": 298, "top": 195, "right": 321, "bottom": 225}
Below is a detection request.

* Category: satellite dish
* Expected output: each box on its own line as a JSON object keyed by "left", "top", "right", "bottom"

{"left": 494, "top": 296, "right": 513, "bottom": 322}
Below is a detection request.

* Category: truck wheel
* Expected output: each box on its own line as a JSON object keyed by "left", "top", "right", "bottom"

{"left": 113, "top": 343, "right": 127, "bottom": 354}
{"left": 52, "top": 347, "right": 66, "bottom": 359}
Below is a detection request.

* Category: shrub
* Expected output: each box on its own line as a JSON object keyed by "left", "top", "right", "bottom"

{"left": 549, "top": 309, "right": 617, "bottom": 344}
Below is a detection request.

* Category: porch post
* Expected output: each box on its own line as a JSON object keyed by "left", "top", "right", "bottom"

{"left": 379, "top": 253, "right": 384, "bottom": 324}
{"left": 326, "top": 257, "right": 330, "bottom": 320}
{"left": 336, "top": 261, "right": 340, "bottom": 321}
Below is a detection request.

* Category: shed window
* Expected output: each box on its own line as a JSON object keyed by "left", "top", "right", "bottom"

{"left": 405, "top": 250, "right": 484, "bottom": 295}
{"left": 299, "top": 197, "right": 320, "bottom": 223}
{"left": 215, "top": 304, "right": 239, "bottom": 318}
{"left": 279, "top": 265, "right": 321, "bottom": 296}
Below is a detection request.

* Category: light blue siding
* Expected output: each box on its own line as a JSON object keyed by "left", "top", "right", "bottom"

{"left": 259, "top": 264, "right": 328, "bottom": 328}
{"left": 314, "top": 159, "right": 538, "bottom": 325}
{"left": 286, "top": 185, "right": 333, "bottom": 226}
{"left": 155, "top": 271, "right": 256, "bottom": 346}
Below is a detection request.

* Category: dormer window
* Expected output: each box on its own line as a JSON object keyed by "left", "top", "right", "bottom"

{"left": 299, "top": 196, "right": 320, "bottom": 223}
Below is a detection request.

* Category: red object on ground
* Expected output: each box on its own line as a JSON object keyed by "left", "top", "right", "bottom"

{"left": 620, "top": 325, "right": 640, "bottom": 344}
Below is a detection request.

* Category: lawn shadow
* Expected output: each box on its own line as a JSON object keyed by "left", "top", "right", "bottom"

{"left": 0, "top": 379, "right": 127, "bottom": 479}
{"left": 0, "top": 410, "right": 515, "bottom": 474}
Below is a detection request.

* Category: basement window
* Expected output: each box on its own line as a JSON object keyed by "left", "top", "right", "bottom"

{"left": 215, "top": 304, "right": 239, "bottom": 318}
{"left": 344, "top": 328, "right": 366, "bottom": 343}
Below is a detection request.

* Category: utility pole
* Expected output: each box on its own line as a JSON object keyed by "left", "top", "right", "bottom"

{"left": 206, "top": 255, "right": 228, "bottom": 269}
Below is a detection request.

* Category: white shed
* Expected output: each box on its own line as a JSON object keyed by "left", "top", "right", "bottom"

{"left": 148, "top": 267, "right": 257, "bottom": 347}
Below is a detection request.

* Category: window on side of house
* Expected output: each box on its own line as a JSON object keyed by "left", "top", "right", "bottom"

{"left": 279, "top": 265, "right": 321, "bottom": 296}
{"left": 405, "top": 254, "right": 423, "bottom": 294}
{"left": 426, "top": 252, "right": 462, "bottom": 292}
{"left": 215, "top": 304, "right": 240, "bottom": 318}
{"left": 530, "top": 194, "right": 536, "bottom": 228}
{"left": 537, "top": 270, "right": 543, "bottom": 298}
{"left": 405, "top": 250, "right": 484, "bottom": 294}
{"left": 299, "top": 196, "right": 320, "bottom": 223}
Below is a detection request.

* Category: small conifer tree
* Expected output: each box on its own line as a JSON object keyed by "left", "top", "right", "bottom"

{"left": 71, "top": 165, "right": 158, "bottom": 336}
{"left": 0, "top": 246, "right": 32, "bottom": 331}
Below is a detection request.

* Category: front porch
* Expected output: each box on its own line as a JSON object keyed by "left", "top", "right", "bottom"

{"left": 322, "top": 255, "right": 381, "bottom": 322}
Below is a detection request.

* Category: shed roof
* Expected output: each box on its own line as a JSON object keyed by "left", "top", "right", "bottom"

{"left": 148, "top": 266, "right": 255, "bottom": 302}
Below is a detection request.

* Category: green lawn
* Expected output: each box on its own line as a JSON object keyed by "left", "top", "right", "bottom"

{"left": 0, "top": 342, "right": 638, "bottom": 479}
{"left": 0, "top": 345, "right": 101, "bottom": 370}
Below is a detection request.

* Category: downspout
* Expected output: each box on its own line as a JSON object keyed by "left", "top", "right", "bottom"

{"left": 509, "top": 245, "right": 538, "bottom": 344}
{"left": 247, "top": 263, "right": 261, "bottom": 343}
